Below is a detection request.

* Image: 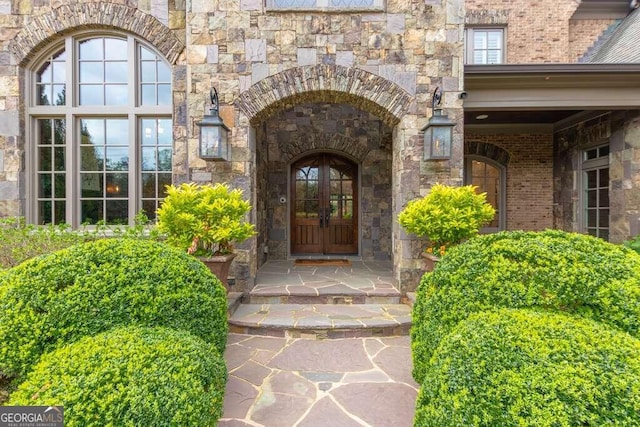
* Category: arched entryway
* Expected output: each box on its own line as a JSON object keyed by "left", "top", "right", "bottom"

{"left": 291, "top": 153, "right": 358, "bottom": 255}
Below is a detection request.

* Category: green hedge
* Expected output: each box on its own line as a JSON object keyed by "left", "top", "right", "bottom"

{"left": 415, "top": 309, "right": 640, "bottom": 426}
{"left": 8, "top": 327, "right": 227, "bottom": 427}
{"left": 0, "top": 239, "right": 228, "bottom": 379}
{"left": 412, "top": 230, "right": 640, "bottom": 384}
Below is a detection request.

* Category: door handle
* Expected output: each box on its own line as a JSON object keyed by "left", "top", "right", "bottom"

{"left": 325, "top": 210, "right": 330, "bottom": 227}
{"left": 319, "top": 208, "right": 324, "bottom": 228}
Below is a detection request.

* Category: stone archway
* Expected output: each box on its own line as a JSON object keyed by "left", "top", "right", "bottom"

{"left": 9, "top": 3, "right": 184, "bottom": 66}
{"left": 235, "top": 65, "right": 412, "bottom": 127}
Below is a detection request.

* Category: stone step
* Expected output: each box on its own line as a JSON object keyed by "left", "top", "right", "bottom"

{"left": 248, "top": 283, "right": 401, "bottom": 305}
{"left": 228, "top": 303, "right": 411, "bottom": 338}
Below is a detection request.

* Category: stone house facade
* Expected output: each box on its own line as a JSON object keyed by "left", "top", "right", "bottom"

{"left": 0, "top": 0, "right": 639, "bottom": 294}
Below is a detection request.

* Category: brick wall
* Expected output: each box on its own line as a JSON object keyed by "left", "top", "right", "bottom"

{"left": 569, "top": 19, "right": 616, "bottom": 62}
{"left": 466, "top": 0, "right": 579, "bottom": 63}
{"left": 466, "top": 132, "right": 554, "bottom": 230}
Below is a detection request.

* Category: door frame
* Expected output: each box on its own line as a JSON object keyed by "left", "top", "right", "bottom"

{"left": 288, "top": 151, "right": 361, "bottom": 257}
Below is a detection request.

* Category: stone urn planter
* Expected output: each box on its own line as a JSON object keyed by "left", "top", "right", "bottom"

{"left": 422, "top": 252, "right": 440, "bottom": 272}
{"left": 199, "top": 253, "right": 237, "bottom": 292}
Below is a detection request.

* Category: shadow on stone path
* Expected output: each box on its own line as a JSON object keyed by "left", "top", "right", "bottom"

{"left": 219, "top": 333, "right": 419, "bottom": 427}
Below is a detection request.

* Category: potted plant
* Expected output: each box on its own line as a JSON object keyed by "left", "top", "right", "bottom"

{"left": 398, "top": 183, "right": 495, "bottom": 270}
{"left": 156, "top": 182, "right": 256, "bottom": 290}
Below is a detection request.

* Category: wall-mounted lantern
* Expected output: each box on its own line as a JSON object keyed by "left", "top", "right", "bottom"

{"left": 422, "top": 87, "right": 454, "bottom": 160}
{"left": 197, "top": 87, "right": 230, "bottom": 161}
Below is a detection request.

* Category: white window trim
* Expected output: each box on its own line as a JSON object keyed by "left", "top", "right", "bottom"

{"left": 465, "top": 27, "right": 506, "bottom": 65}
{"left": 25, "top": 31, "right": 173, "bottom": 227}
{"left": 266, "top": 0, "right": 384, "bottom": 12}
{"left": 464, "top": 155, "right": 506, "bottom": 232}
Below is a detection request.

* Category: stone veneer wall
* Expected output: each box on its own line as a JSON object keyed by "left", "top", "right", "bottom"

{"left": 554, "top": 112, "right": 640, "bottom": 243}
{"left": 185, "top": 0, "right": 465, "bottom": 293}
{"left": 0, "top": 0, "right": 465, "bottom": 293}
{"left": 465, "top": 131, "right": 554, "bottom": 231}
{"left": 263, "top": 103, "right": 393, "bottom": 261}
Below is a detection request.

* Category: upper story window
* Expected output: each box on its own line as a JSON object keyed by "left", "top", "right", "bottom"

{"left": 267, "top": 0, "right": 383, "bottom": 11}
{"left": 465, "top": 28, "right": 505, "bottom": 64}
{"left": 29, "top": 34, "right": 173, "bottom": 227}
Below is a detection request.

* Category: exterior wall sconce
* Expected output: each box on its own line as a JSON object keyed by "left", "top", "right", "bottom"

{"left": 422, "top": 87, "right": 454, "bottom": 160}
{"left": 197, "top": 87, "right": 230, "bottom": 161}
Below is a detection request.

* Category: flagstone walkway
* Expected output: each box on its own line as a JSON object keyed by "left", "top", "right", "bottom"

{"left": 219, "top": 333, "right": 419, "bottom": 427}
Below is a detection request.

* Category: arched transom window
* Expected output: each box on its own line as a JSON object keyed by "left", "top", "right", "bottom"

{"left": 28, "top": 34, "right": 172, "bottom": 226}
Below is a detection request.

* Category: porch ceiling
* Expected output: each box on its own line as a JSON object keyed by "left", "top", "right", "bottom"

{"left": 463, "top": 64, "right": 640, "bottom": 127}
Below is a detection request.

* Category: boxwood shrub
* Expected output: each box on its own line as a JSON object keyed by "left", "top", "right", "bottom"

{"left": 415, "top": 309, "right": 640, "bottom": 426}
{"left": 0, "top": 239, "right": 228, "bottom": 379}
{"left": 412, "top": 230, "right": 640, "bottom": 384}
{"left": 8, "top": 327, "right": 227, "bottom": 426}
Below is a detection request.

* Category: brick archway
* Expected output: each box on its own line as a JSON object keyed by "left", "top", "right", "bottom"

{"left": 9, "top": 3, "right": 184, "bottom": 66}
{"left": 465, "top": 141, "right": 511, "bottom": 166}
{"left": 236, "top": 65, "right": 412, "bottom": 127}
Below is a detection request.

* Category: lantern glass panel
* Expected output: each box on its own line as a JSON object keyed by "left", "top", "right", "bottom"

{"left": 431, "top": 126, "right": 451, "bottom": 158}
{"left": 200, "top": 126, "right": 221, "bottom": 158}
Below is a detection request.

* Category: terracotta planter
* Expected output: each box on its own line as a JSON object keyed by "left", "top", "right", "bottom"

{"left": 421, "top": 253, "right": 440, "bottom": 272}
{"left": 198, "top": 253, "right": 237, "bottom": 292}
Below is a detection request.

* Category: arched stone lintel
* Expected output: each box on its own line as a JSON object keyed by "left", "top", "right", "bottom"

{"left": 236, "top": 65, "right": 412, "bottom": 127}
{"left": 465, "top": 141, "right": 511, "bottom": 166}
{"left": 10, "top": 3, "right": 184, "bottom": 66}
{"left": 282, "top": 132, "right": 370, "bottom": 164}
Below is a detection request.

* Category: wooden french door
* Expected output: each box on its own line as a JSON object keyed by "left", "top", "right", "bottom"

{"left": 291, "top": 153, "right": 358, "bottom": 254}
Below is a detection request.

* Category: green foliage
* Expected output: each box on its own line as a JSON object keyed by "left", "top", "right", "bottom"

{"left": 0, "top": 212, "right": 160, "bottom": 270}
{"left": 0, "top": 239, "right": 228, "bottom": 379}
{"left": 412, "top": 230, "right": 640, "bottom": 384}
{"left": 398, "top": 184, "right": 495, "bottom": 250}
{"left": 8, "top": 327, "right": 227, "bottom": 426}
{"left": 415, "top": 309, "right": 640, "bottom": 427}
{"left": 623, "top": 234, "right": 640, "bottom": 255}
{"left": 0, "top": 217, "right": 87, "bottom": 269}
{"left": 157, "top": 182, "right": 256, "bottom": 255}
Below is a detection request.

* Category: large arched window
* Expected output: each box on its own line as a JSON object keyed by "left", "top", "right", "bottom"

{"left": 28, "top": 33, "right": 172, "bottom": 226}
{"left": 464, "top": 156, "right": 505, "bottom": 231}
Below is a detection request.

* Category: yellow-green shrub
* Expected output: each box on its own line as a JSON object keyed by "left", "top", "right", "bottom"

{"left": 8, "top": 327, "right": 227, "bottom": 426}
{"left": 0, "top": 239, "right": 228, "bottom": 379}
{"left": 415, "top": 309, "right": 640, "bottom": 426}
{"left": 412, "top": 230, "right": 640, "bottom": 384}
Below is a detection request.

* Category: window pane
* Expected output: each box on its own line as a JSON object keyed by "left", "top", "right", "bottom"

{"left": 106, "top": 200, "right": 128, "bottom": 224}
{"left": 487, "top": 32, "right": 502, "bottom": 49}
{"left": 599, "top": 168, "right": 609, "bottom": 185}
{"left": 106, "top": 173, "right": 128, "bottom": 197}
{"left": 587, "top": 209, "right": 597, "bottom": 227}
{"left": 587, "top": 190, "right": 597, "bottom": 208}
{"left": 106, "top": 147, "right": 129, "bottom": 171}
{"left": 142, "top": 173, "right": 156, "bottom": 198}
{"left": 81, "top": 200, "right": 103, "bottom": 224}
{"left": 81, "top": 146, "right": 104, "bottom": 171}
{"left": 474, "top": 50, "right": 486, "bottom": 64}
{"left": 39, "top": 120, "right": 52, "bottom": 145}
{"left": 585, "top": 170, "right": 597, "bottom": 188}
{"left": 54, "top": 147, "right": 65, "bottom": 171}
{"left": 54, "top": 173, "right": 65, "bottom": 198}
{"left": 52, "top": 61, "right": 66, "bottom": 83}
{"left": 158, "top": 84, "right": 171, "bottom": 105}
{"left": 79, "top": 39, "right": 103, "bottom": 60}
{"left": 106, "top": 119, "right": 128, "bottom": 145}
{"left": 142, "top": 200, "right": 157, "bottom": 221}
{"left": 142, "top": 120, "right": 157, "bottom": 144}
{"left": 158, "top": 119, "right": 171, "bottom": 145}
{"left": 38, "top": 201, "right": 52, "bottom": 224}
{"left": 37, "top": 84, "right": 51, "bottom": 105}
{"left": 474, "top": 32, "right": 487, "bottom": 49}
{"left": 52, "top": 85, "right": 66, "bottom": 106}
{"left": 38, "top": 62, "right": 52, "bottom": 82}
{"left": 105, "top": 85, "right": 128, "bottom": 105}
{"left": 158, "top": 148, "right": 172, "bottom": 171}
{"left": 141, "top": 61, "right": 156, "bottom": 83}
{"left": 487, "top": 50, "right": 500, "bottom": 64}
{"left": 38, "top": 147, "right": 52, "bottom": 171}
{"left": 38, "top": 174, "right": 52, "bottom": 198}
{"left": 54, "top": 201, "right": 66, "bottom": 225}
{"left": 81, "top": 119, "right": 105, "bottom": 145}
{"left": 54, "top": 119, "right": 66, "bottom": 144}
{"left": 158, "top": 62, "right": 171, "bottom": 82}
{"left": 158, "top": 174, "right": 172, "bottom": 196}
{"left": 140, "top": 46, "right": 155, "bottom": 61}
{"left": 142, "top": 147, "right": 156, "bottom": 171}
{"left": 81, "top": 173, "right": 103, "bottom": 197}
{"left": 104, "top": 38, "right": 127, "bottom": 60}
{"left": 80, "top": 62, "right": 103, "bottom": 83}
{"left": 141, "top": 84, "right": 156, "bottom": 105}
{"left": 80, "top": 85, "right": 104, "bottom": 105}
{"left": 599, "top": 188, "right": 609, "bottom": 207}
{"left": 599, "top": 209, "right": 609, "bottom": 228}
{"left": 105, "top": 62, "right": 127, "bottom": 83}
